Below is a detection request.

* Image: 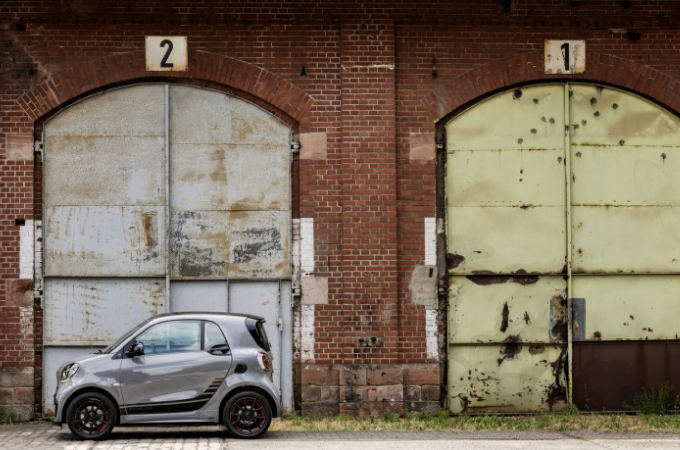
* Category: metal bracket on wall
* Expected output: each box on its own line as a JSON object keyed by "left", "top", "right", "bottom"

{"left": 34, "top": 140, "right": 44, "bottom": 159}
{"left": 290, "top": 142, "right": 300, "bottom": 154}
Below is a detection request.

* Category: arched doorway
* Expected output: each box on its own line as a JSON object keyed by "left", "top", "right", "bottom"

{"left": 40, "top": 84, "right": 294, "bottom": 415}
{"left": 445, "top": 83, "right": 680, "bottom": 412}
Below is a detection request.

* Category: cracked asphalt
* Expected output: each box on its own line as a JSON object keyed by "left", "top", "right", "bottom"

{"left": 2, "top": 424, "right": 680, "bottom": 449}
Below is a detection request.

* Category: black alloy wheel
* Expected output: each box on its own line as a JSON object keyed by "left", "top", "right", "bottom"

{"left": 66, "top": 392, "right": 117, "bottom": 440}
{"left": 223, "top": 391, "right": 272, "bottom": 438}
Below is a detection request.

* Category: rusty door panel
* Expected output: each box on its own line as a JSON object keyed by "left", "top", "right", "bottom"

{"left": 446, "top": 85, "right": 565, "bottom": 152}
{"left": 448, "top": 277, "right": 567, "bottom": 344}
{"left": 572, "top": 206, "right": 680, "bottom": 274}
{"left": 44, "top": 84, "right": 166, "bottom": 138}
{"left": 169, "top": 85, "right": 290, "bottom": 146}
{"left": 573, "top": 342, "right": 680, "bottom": 411}
{"left": 570, "top": 85, "right": 680, "bottom": 148}
{"left": 44, "top": 278, "right": 166, "bottom": 346}
{"left": 447, "top": 149, "right": 565, "bottom": 207}
{"left": 572, "top": 276, "right": 680, "bottom": 341}
{"left": 448, "top": 344, "right": 567, "bottom": 414}
{"left": 171, "top": 210, "right": 291, "bottom": 280}
{"left": 44, "top": 206, "right": 166, "bottom": 277}
{"left": 446, "top": 206, "right": 566, "bottom": 274}
{"left": 44, "top": 136, "right": 165, "bottom": 207}
{"left": 171, "top": 143, "right": 290, "bottom": 212}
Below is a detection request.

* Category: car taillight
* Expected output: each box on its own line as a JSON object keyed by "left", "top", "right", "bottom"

{"left": 257, "top": 351, "right": 272, "bottom": 373}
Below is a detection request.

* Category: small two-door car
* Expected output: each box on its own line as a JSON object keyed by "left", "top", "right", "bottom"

{"left": 54, "top": 312, "right": 279, "bottom": 440}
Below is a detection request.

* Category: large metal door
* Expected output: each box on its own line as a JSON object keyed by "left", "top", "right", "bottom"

{"left": 42, "top": 84, "right": 293, "bottom": 415}
{"left": 445, "top": 83, "right": 680, "bottom": 413}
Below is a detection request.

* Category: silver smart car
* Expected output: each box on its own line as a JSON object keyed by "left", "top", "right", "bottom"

{"left": 54, "top": 312, "right": 279, "bottom": 440}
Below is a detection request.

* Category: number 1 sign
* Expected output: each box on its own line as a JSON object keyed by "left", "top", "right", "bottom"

{"left": 544, "top": 40, "right": 585, "bottom": 74}
{"left": 146, "top": 36, "right": 188, "bottom": 71}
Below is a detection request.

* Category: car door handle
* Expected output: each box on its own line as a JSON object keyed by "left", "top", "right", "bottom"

{"left": 208, "top": 343, "right": 231, "bottom": 355}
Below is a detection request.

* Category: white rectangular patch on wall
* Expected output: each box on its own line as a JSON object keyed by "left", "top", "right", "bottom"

{"left": 545, "top": 40, "right": 586, "bottom": 74}
{"left": 300, "top": 218, "right": 315, "bottom": 275}
{"left": 145, "top": 36, "right": 188, "bottom": 71}
{"left": 425, "top": 217, "right": 437, "bottom": 265}
{"left": 19, "top": 220, "right": 34, "bottom": 280}
{"left": 301, "top": 305, "right": 315, "bottom": 361}
{"left": 426, "top": 309, "right": 438, "bottom": 360}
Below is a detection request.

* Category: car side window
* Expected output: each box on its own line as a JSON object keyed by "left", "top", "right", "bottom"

{"left": 203, "top": 321, "right": 227, "bottom": 350}
{"left": 135, "top": 320, "right": 201, "bottom": 355}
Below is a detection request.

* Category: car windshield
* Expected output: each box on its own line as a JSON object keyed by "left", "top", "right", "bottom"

{"left": 102, "top": 318, "right": 153, "bottom": 354}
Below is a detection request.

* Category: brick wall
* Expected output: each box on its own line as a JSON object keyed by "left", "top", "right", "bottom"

{"left": 1, "top": 0, "right": 680, "bottom": 419}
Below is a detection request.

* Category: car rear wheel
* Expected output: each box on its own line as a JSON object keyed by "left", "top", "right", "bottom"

{"left": 223, "top": 391, "right": 272, "bottom": 439}
{"left": 66, "top": 392, "right": 116, "bottom": 440}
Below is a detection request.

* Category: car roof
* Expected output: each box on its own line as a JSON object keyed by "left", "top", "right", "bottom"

{"left": 150, "top": 312, "right": 265, "bottom": 321}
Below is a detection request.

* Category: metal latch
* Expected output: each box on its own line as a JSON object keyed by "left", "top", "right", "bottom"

{"left": 290, "top": 142, "right": 300, "bottom": 154}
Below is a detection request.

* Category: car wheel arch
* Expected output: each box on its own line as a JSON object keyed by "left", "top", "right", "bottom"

{"left": 218, "top": 386, "right": 278, "bottom": 423}
{"left": 61, "top": 387, "right": 121, "bottom": 425}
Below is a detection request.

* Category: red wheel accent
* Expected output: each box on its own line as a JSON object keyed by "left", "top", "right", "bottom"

{"left": 71, "top": 398, "right": 110, "bottom": 436}
{"left": 229, "top": 397, "right": 267, "bottom": 435}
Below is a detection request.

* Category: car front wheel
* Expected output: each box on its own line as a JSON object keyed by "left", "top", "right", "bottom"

{"left": 223, "top": 391, "right": 272, "bottom": 438}
{"left": 65, "top": 392, "right": 116, "bottom": 440}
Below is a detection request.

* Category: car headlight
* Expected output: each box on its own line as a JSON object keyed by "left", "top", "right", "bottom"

{"left": 60, "top": 363, "right": 80, "bottom": 382}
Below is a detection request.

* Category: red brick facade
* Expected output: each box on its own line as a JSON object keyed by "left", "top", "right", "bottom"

{"left": 1, "top": 1, "right": 680, "bottom": 419}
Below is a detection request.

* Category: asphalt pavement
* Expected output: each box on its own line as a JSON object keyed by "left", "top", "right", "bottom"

{"left": 1, "top": 424, "right": 680, "bottom": 449}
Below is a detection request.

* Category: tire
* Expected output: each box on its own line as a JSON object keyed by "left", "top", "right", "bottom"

{"left": 223, "top": 391, "right": 272, "bottom": 439}
{"left": 66, "top": 392, "right": 117, "bottom": 440}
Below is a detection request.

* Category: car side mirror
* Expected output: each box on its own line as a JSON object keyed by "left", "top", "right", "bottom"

{"left": 126, "top": 342, "right": 144, "bottom": 357}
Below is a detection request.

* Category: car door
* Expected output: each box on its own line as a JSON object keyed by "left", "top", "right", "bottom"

{"left": 119, "top": 319, "right": 232, "bottom": 414}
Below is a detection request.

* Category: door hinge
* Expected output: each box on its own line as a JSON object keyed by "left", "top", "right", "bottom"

{"left": 290, "top": 142, "right": 300, "bottom": 154}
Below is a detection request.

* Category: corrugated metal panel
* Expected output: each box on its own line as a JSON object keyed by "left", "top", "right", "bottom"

{"left": 44, "top": 278, "right": 165, "bottom": 346}
{"left": 573, "top": 342, "right": 680, "bottom": 411}
{"left": 448, "top": 344, "right": 567, "bottom": 413}
{"left": 44, "top": 206, "right": 166, "bottom": 277}
{"left": 448, "top": 276, "right": 567, "bottom": 344}
{"left": 572, "top": 276, "right": 680, "bottom": 341}
{"left": 171, "top": 210, "right": 291, "bottom": 279}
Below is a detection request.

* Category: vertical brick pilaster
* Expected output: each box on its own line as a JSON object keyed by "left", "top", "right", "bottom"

{"left": 340, "top": 17, "right": 398, "bottom": 364}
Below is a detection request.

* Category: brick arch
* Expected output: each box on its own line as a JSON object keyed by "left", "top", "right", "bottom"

{"left": 422, "top": 51, "right": 680, "bottom": 122}
{"left": 16, "top": 50, "right": 315, "bottom": 123}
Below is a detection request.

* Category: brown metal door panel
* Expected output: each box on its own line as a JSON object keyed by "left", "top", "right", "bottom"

{"left": 573, "top": 342, "right": 680, "bottom": 411}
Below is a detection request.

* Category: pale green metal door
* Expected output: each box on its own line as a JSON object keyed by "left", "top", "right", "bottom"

{"left": 446, "top": 83, "right": 680, "bottom": 413}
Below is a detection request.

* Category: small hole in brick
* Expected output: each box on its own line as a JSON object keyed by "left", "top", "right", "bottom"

{"left": 15, "top": 219, "right": 26, "bottom": 226}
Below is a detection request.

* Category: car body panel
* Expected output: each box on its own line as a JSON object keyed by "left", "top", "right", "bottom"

{"left": 54, "top": 312, "right": 279, "bottom": 427}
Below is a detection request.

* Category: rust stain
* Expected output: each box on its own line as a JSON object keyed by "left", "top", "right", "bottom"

{"left": 593, "top": 331, "right": 602, "bottom": 340}
{"left": 447, "top": 253, "right": 466, "bottom": 269}
{"left": 500, "top": 302, "right": 510, "bottom": 333}
{"left": 497, "top": 335, "right": 522, "bottom": 366}
{"left": 141, "top": 213, "right": 154, "bottom": 247}
{"left": 549, "top": 294, "right": 568, "bottom": 343}
{"left": 546, "top": 347, "right": 567, "bottom": 411}
{"left": 467, "top": 270, "right": 538, "bottom": 286}
{"left": 528, "top": 345, "right": 544, "bottom": 355}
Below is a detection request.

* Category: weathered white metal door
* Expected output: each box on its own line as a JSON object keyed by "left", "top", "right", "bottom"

{"left": 446, "top": 83, "right": 680, "bottom": 413}
{"left": 41, "top": 84, "right": 293, "bottom": 415}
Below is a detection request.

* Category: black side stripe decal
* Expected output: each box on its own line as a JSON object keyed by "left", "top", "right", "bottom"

{"left": 123, "top": 378, "right": 224, "bottom": 415}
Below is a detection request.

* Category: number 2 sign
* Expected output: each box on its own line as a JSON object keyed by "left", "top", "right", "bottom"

{"left": 544, "top": 40, "right": 585, "bottom": 74}
{"left": 146, "top": 36, "right": 188, "bottom": 71}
